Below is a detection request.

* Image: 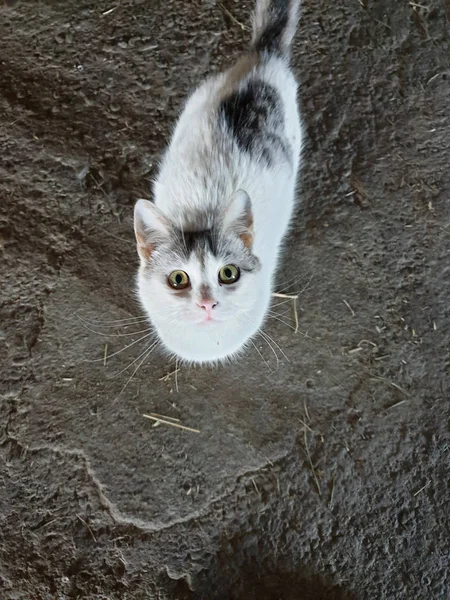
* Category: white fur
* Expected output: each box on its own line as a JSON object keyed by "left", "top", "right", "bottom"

{"left": 136, "top": 6, "right": 303, "bottom": 364}
{"left": 138, "top": 249, "right": 268, "bottom": 364}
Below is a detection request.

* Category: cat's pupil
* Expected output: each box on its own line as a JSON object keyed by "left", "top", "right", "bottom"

{"left": 176, "top": 274, "right": 182, "bottom": 284}
{"left": 225, "top": 268, "right": 232, "bottom": 278}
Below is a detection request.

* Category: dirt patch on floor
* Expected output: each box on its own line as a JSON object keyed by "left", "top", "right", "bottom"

{"left": 1, "top": 0, "right": 449, "bottom": 598}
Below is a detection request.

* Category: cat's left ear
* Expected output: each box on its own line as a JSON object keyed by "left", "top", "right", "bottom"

{"left": 134, "top": 199, "right": 171, "bottom": 262}
{"left": 223, "top": 190, "right": 254, "bottom": 249}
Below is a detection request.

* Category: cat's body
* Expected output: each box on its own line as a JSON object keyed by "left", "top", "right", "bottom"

{"left": 134, "top": 0, "right": 303, "bottom": 363}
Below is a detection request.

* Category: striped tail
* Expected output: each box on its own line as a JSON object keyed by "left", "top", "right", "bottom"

{"left": 252, "top": 0, "right": 300, "bottom": 56}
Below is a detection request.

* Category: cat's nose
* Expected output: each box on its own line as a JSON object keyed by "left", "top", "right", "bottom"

{"left": 197, "top": 300, "right": 218, "bottom": 316}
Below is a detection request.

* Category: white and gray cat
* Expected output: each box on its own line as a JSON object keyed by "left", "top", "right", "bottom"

{"left": 134, "top": 0, "right": 303, "bottom": 363}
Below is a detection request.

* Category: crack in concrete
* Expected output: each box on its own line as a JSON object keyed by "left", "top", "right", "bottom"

{"left": 27, "top": 441, "right": 295, "bottom": 535}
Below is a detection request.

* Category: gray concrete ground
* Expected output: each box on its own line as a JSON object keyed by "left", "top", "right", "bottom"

{"left": 1, "top": 1, "right": 449, "bottom": 598}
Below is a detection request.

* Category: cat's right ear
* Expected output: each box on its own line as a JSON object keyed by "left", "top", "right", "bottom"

{"left": 134, "top": 199, "right": 171, "bottom": 262}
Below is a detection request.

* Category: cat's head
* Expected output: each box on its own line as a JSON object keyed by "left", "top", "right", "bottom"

{"left": 134, "top": 190, "right": 267, "bottom": 363}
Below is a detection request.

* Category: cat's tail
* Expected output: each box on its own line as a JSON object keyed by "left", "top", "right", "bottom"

{"left": 251, "top": 0, "right": 300, "bottom": 57}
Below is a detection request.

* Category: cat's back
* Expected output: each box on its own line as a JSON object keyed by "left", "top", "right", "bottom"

{"left": 155, "top": 52, "right": 301, "bottom": 215}
{"left": 169, "top": 52, "right": 299, "bottom": 158}
{"left": 154, "top": 0, "right": 303, "bottom": 235}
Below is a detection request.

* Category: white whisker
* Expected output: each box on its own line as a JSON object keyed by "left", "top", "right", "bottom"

{"left": 90, "top": 332, "right": 154, "bottom": 363}
{"left": 79, "top": 318, "right": 149, "bottom": 329}
{"left": 270, "top": 298, "right": 293, "bottom": 309}
{"left": 259, "top": 328, "right": 290, "bottom": 364}
{"left": 77, "top": 314, "right": 148, "bottom": 326}
{"left": 238, "top": 312, "right": 288, "bottom": 369}
{"left": 108, "top": 340, "right": 159, "bottom": 379}
{"left": 297, "top": 273, "right": 314, "bottom": 296}
{"left": 78, "top": 317, "right": 153, "bottom": 338}
{"left": 276, "top": 271, "right": 312, "bottom": 294}
{"left": 112, "top": 342, "right": 159, "bottom": 404}
{"left": 257, "top": 330, "right": 280, "bottom": 370}
{"left": 269, "top": 306, "right": 292, "bottom": 318}
{"left": 267, "top": 311, "right": 297, "bottom": 331}
{"left": 267, "top": 312, "right": 317, "bottom": 341}
{"left": 175, "top": 357, "right": 179, "bottom": 393}
{"left": 249, "top": 338, "right": 273, "bottom": 373}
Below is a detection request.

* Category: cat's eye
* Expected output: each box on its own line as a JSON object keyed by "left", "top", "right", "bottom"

{"left": 218, "top": 264, "right": 240, "bottom": 284}
{"left": 168, "top": 270, "right": 190, "bottom": 290}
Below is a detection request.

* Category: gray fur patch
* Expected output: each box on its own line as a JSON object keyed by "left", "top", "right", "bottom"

{"left": 200, "top": 283, "right": 213, "bottom": 300}
{"left": 173, "top": 229, "right": 219, "bottom": 269}
{"left": 168, "top": 227, "right": 261, "bottom": 275}
{"left": 219, "top": 80, "right": 290, "bottom": 166}
{"left": 146, "top": 223, "right": 261, "bottom": 280}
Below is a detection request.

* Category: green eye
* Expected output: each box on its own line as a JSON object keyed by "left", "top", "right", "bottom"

{"left": 168, "top": 270, "right": 190, "bottom": 290}
{"left": 218, "top": 264, "right": 240, "bottom": 284}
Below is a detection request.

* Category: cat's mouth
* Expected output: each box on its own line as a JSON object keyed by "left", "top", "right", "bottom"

{"left": 194, "top": 312, "right": 227, "bottom": 326}
{"left": 197, "top": 316, "right": 216, "bottom": 325}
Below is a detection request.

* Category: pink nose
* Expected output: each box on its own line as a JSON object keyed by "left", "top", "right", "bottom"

{"left": 197, "top": 300, "right": 218, "bottom": 316}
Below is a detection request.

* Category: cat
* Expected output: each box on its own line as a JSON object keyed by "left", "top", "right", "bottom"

{"left": 134, "top": 0, "right": 303, "bottom": 364}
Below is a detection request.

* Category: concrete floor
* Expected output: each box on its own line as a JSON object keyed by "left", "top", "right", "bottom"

{"left": 0, "top": 1, "right": 449, "bottom": 598}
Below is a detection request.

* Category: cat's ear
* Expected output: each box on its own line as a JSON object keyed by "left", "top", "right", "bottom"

{"left": 223, "top": 190, "right": 254, "bottom": 249}
{"left": 134, "top": 199, "right": 171, "bottom": 262}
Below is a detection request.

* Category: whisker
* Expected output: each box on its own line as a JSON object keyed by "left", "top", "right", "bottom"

{"left": 78, "top": 318, "right": 153, "bottom": 338}
{"left": 297, "top": 273, "right": 314, "bottom": 296}
{"left": 108, "top": 340, "right": 159, "bottom": 379}
{"left": 260, "top": 328, "right": 290, "bottom": 364}
{"left": 79, "top": 318, "right": 149, "bottom": 329}
{"left": 77, "top": 314, "right": 147, "bottom": 325}
{"left": 267, "top": 312, "right": 297, "bottom": 331}
{"left": 276, "top": 271, "right": 305, "bottom": 290}
{"left": 175, "top": 357, "right": 179, "bottom": 393}
{"left": 249, "top": 338, "right": 273, "bottom": 373}
{"left": 76, "top": 313, "right": 147, "bottom": 325}
{"left": 90, "top": 332, "right": 154, "bottom": 363}
{"left": 269, "top": 306, "right": 292, "bottom": 318}
{"left": 238, "top": 312, "right": 287, "bottom": 369}
{"left": 257, "top": 330, "right": 280, "bottom": 370}
{"left": 267, "top": 312, "right": 317, "bottom": 341}
{"left": 112, "top": 342, "right": 159, "bottom": 404}
{"left": 276, "top": 271, "right": 312, "bottom": 294}
{"left": 270, "top": 298, "right": 293, "bottom": 309}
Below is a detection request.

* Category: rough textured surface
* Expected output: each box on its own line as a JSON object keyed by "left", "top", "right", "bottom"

{"left": 1, "top": 1, "right": 449, "bottom": 598}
